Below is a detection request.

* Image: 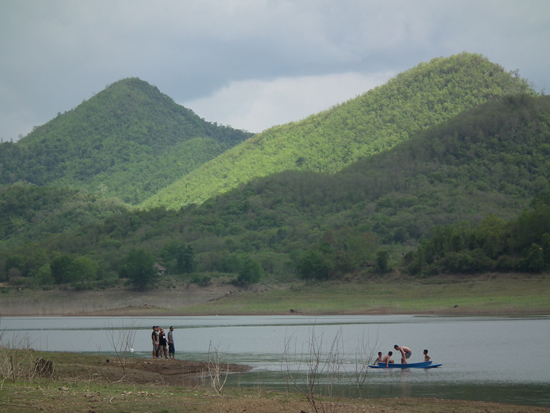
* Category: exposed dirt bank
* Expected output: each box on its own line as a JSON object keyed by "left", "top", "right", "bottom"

{"left": 1, "top": 274, "right": 549, "bottom": 317}
{"left": 0, "top": 283, "right": 239, "bottom": 316}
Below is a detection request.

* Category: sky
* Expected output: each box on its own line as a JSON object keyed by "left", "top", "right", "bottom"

{"left": 1, "top": 0, "right": 549, "bottom": 141}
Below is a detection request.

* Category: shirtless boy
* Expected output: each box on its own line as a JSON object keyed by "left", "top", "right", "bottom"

{"left": 394, "top": 345, "right": 412, "bottom": 364}
{"left": 382, "top": 351, "right": 393, "bottom": 368}
{"left": 423, "top": 349, "right": 431, "bottom": 362}
{"left": 375, "top": 352, "right": 384, "bottom": 363}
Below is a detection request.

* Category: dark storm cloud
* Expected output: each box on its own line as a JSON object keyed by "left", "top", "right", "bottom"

{"left": 0, "top": 0, "right": 548, "bottom": 139}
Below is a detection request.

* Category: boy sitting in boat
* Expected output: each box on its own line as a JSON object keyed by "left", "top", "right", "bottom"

{"left": 375, "top": 352, "right": 384, "bottom": 363}
{"left": 382, "top": 351, "right": 394, "bottom": 367}
{"left": 423, "top": 349, "right": 431, "bottom": 362}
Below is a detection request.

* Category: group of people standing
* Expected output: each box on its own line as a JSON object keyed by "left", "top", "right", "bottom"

{"left": 376, "top": 345, "right": 430, "bottom": 366}
{"left": 151, "top": 326, "right": 175, "bottom": 359}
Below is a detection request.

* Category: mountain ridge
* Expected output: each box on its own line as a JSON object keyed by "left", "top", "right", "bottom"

{"left": 0, "top": 78, "right": 253, "bottom": 204}
{"left": 141, "top": 52, "right": 534, "bottom": 210}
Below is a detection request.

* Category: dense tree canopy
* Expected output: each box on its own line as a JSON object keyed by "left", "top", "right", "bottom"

{"left": 0, "top": 184, "right": 127, "bottom": 250}
{"left": 3, "top": 94, "right": 549, "bottom": 286}
{"left": 0, "top": 55, "right": 547, "bottom": 288}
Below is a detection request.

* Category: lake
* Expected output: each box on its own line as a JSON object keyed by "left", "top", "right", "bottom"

{"left": 1, "top": 315, "right": 549, "bottom": 407}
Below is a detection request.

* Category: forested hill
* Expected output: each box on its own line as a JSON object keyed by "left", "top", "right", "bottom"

{"left": 4, "top": 93, "right": 549, "bottom": 284}
{"left": 0, "top": 184, "right": 127, "bottom": 251}
{"left": 142, "top": 52, "right": 534, "bottom": 210}
{"left": 0, "top": 78, "right": 253, "bottom": 204}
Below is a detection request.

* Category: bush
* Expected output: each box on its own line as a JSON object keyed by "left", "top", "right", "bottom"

{"left": 495, "top": 255, "right": 519, "bottom": 272}
{"left": 191, "top": 275, "right": 211, "bottom": 287}
{"left": 295, "top": 250, "right": 333, "bottom": 281}
{"left": 35, "top": 264, "right": 55, "bottom": 286}
{"left": 376, "top": 250, "right": 390, "bottom": 273}
{"left": 519, "top": 243, "right": 545, "bottom": 272}
{"left": 236, "top": 257, "right": 262, "bottom": 285}
{"left": 438, "top": 249, "right": 494, "bottom": 274}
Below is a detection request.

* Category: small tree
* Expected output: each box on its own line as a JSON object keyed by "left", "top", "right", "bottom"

{"left": 542, "top": 233, "right": 550, "bottom": 268}
{"left": 50, "top": 255, "right": 75, "bottom": 284}
{"left": 295, "top": 250, "right": 333, "bottom": 281}
{"left": 4, "top": 255, "right": 27, "bottom": 280}
{"left": 177, "top": 244, "right": 196, "bottom": 274}
{"left": 521, "top": 243, "right": 545, "bottom": 272}
{"left": 120, "top": 249, "right": 156, "bottom": 290}
{"left": 71, "top": 256, "right": 102, "bottom": 289}
{"left": 36, "top": 264, "right": 55, "bottom": 286}
{"left": 376, "top": 250, "right": 390, "bottom": 274}
{"left": 236, "top": 256, "right": 262, "bottom": 285}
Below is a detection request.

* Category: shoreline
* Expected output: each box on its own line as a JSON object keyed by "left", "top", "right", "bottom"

{"left": 5, "top": 306, "right": 549, "bottom": 317}
{"left": 73, "top": 306, "right": 550, "bottom": 317}
{"left": 1, "top": 274, "right": 549, "bottom": 317}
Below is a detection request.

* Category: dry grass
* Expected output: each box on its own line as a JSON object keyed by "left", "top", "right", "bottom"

{"left": 0, "top": 273, "right": 548, "bottom": 317}
{"left": 180, "top": 273, "right": 550, "bottom": 316}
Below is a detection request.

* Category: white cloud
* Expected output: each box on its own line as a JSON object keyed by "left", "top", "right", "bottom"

{"left": 182, "top": 71, "right": 395, "bottom": 133}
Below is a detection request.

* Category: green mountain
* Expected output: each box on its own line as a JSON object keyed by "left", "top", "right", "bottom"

{"left": 0, "top": 78, "right": 253, "bottom": 204}
{"left": 142, "top": 53, "right": 533, "bottom": 210}
{"left": 4, "top": 93, "right": 549, "bottom": 283}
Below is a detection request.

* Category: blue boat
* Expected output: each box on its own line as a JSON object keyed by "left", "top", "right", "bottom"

{"left": 369, "top": 361, "right": 442, "bottom": 369}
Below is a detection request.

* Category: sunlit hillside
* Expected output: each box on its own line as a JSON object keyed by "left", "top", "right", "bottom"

{"left": 142, "top": 53, "right": 533, "bottom": 210}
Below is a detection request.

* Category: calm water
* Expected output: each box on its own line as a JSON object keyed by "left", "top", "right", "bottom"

{"left": 1, "top": 315, "right": 549, "bottom": 407}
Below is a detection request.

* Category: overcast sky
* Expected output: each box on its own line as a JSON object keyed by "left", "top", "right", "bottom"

{"left": 1, "top": 0, "right": 549, "bottom": 141}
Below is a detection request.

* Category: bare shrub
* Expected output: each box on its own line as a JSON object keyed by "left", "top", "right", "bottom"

{"left": 105, "top": 322, "right": 137, "bottom": 381}
{"left": 0, "top": 331, "right": 39, "bottom": 389}
{"left": 206, "top": 341, "right": 229, "bottom": 395}
{"left": 282, "top": 327, "right": 376, "bottom": 413}
{"left": 33, "top": 358, "right": 54, "bottom": 377}
{"left": 342, "top": 330, "right": 379, "bottom": 398}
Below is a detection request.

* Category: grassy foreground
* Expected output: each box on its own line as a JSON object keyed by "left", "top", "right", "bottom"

{"left": 1, "top": 351, "right": 549, "bottom": 413}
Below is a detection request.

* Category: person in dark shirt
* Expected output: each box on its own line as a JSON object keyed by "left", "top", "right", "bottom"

{"left": 151, "top": 326, "right": 159, "bottom": 359}
{"left": 159, "top": 328, "right": 168, "bottom": 359}
{"left": 168, "top": 326, "right": 175, "bottom": 359}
